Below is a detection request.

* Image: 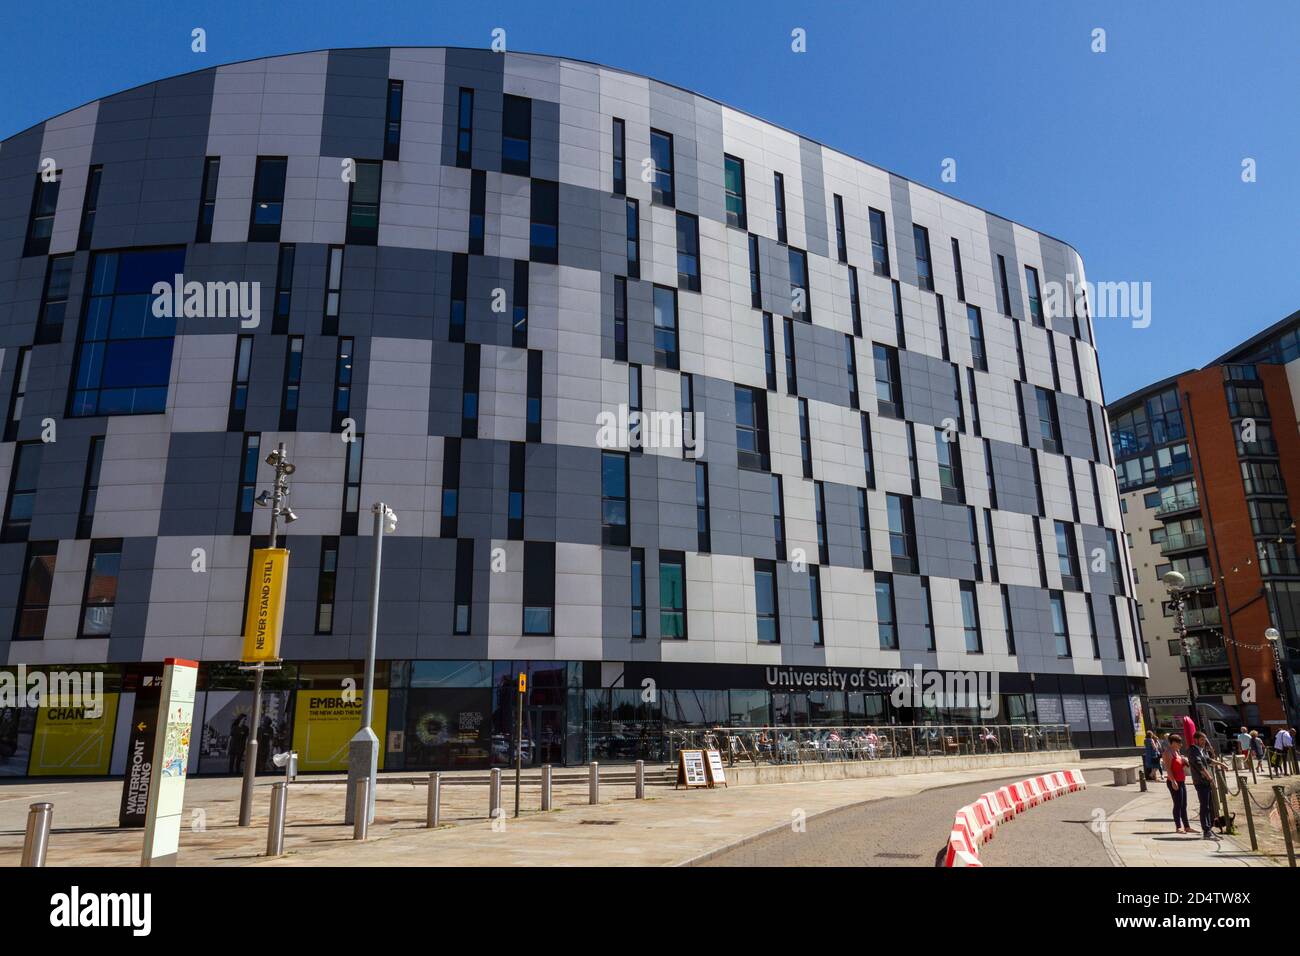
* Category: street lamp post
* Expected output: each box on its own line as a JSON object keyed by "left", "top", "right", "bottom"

{"left": 1265, "top": 627, "right": 1292, "bottom": 727}
{"left": 1163, "top": 570, "right": 1199, "bottom": 723}
{"left": 345, "top": 501, "right": 396, "bottom": 826}
{"left": 237, "top": 443, "right": 297, "bottom": 827}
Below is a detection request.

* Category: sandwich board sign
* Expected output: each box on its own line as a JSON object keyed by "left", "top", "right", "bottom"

{"left": 141, "top": 658, "right": 198, "bottom": 867}
{"left": 676, "top": 749, "right": 709, "bottom": 788}
{"left": 704, "top": 749, "right": 727, "bottom": 787}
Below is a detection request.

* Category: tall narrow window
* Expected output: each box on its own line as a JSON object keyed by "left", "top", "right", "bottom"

{"left": 695, "top": 462, "right": 711, "bottom": 553}
{"left": 36, "top": 255, "right": 73, "bottom": 343}
{"left": 755, "top": 559, "right": 780, "bottom": 644}
{"left": 960, "top": 581, "right": 982, "bottom": 653}
{"left": 857, "top": 487, "right": 872, "bottom": 569}
{"left": 529, "top": 178, "right": 559, "bottom": 264}
{"left": 322, "top": 245, "right": 344, "bottom": 335}
{"left": 441, "top": 437, "right": 461, "bottom": 538}
{"left": 784, "top": 317, "right": 798, "bottom": 395}
{"left": 461, "top": 344, "right": 480, "bottom": 439}
{"left": 3, "top": 442, "right": 43, "bottom": 542}
{"left": 809, "top": 564, "right": 824, "bottom": 646}
{"left": 453, "top": 538, "right": 474, "bottom": 635}
{"left": 342, "top": 435, "right": 363, "bottom": 535}
{"left": 25, "top": 172, "right": 61, "bottom": 258}
{"left": 631, "top": 547, "right": 646, "bottom": 639}
{"left": 906, "top": 423, "right": 920, "bottom": 495}
{"left": 522, "top": 541, "right": 555, "bottom": 635}
{"left": 875, "top": 573, "right": 898, "bottom": 649}
{"left": 249, "top": 156, "right": 287, "bottom": 242}
{"left": 1050, "top": 590, "right": 1071, "bottom": 657}
{"left": 653, "top": 285, "right": 679, "bottom": 370}
{"left": 848, "top": 266, "right": 863, "bottom": 337}
{"left": 507, "top": 442, "right": 525, "bottom": 540}
{"left": 650, "top": 129, "right": 675, "bottom": 206}
{"left": 613, "top": 276, "right": 628, "bottom": 362}
{"left": 676, "top": 212, "right": 700, "bottom": 292}
{"left": 886, "top": 493, "right": 916, "bottom": 574}
{"left": 228, "top": 334, "right": 253, "bottom": 432}
{"left": 501, "top": 94, "right": 532, "bottom": 176}
{"left": 1035, "top": 386, "right": 1061, "bottom": 453}
{"left": 234, "top": 433, "right": 260, "bottom": 535}
{"left": 968, "top": 369, "right": 982, "bottom": 437}
{"left": 773, "top": 172, "right": 787, "bottom": 244}
{"left": 456, "top": 88, "right": 474, "bottom": 168}
{"left": 748, "top": 234, "right": 762, "bottom": 308}
{"left": 1055, "top": 521, "right": 1081, "bottom": 590}
{"left": 968, "top": 506, "right": 983, "bottom": 580}
{"left": 1086, "top": 595, "right": 1101, "bottom": 659}
{"left": 724, "top": 154, "right": 747, "bottom": 228}
{"left": 526, "top": 349, "right": 542, "bottom": 443}
{"left": 984, "top": 508, "right": 999, "bottom": 582}
{"left": 316, "top": 537, "right": 339, "bottom": 634}
{"left": 763, "top": 312, "right": 777, "bottom": 390}
{"left": 1024, "top": 265, "right": 1044, "bottom": 326}
{"left": 967, "top": 305, "right": 987, "bottom": 371}
{"left": 196, "top": 157, "right": 219, "bottom": 244}
{"left": 77, "top": 164, "right": 102, "bottom": 250}
{"left": 449, "top": 252, "right": 468, "bottom": 342}
{"left": 332, "top": 337, "right": 354, "bottom": 432}
{"left": 913, "top": 224, "right": 933, "bottom": 291}
{"left": 628, "top": 364, "right": 642, "bottom": 451}
{"left": 78, "top": 539, "right": 121, "bottom": 638}
{"left": 833, "top": 195, "right": 848, "bottom": 263}
{"left": 814, "top": 480, "right": 829, "bottom": 564}
{"left": 869, "top": 208, "right": 890, "bottom": 277}
{"left": 346, "top": 160, "right": 382, "bottom": 245}
{"left": 873, "top": 343, "right": 903, "bottom": 418}
{"left": 937, "top": 294, "right": 951, "bottom": 361}
{"left": 512, "top": 260, "right": 529, "bottom": 348}
{"left": 272, "top": 244, "right": 296, "bottom": 334}
{"left": 5, "top": 347, "right": 31, "bottom": 442}
{"left": 612, "top": 118, "right": 626, "bottom": 195}
{"left": 861, "top": 412, "right": 876, "bottom": 488}
{"left": 468, "top": 170, "right": 486, "bottom": 254}
{"left": 997, "top": 254, "right": 1012, "bottom": 316}
{"left": 13, "top": 542, "right": 57, "bottom": 640}
{"left": 1001, "top": 585, "right": 1016, "bottom": 655}
{"left": 921, "top": 577, "right": 936, "bottom": 650}
{"left": 951, "top": 237, "right": 965, "bottom": 301}
{"left": 936, "top": 430, "right": 965, "bottom": 504}
{"left": 892, "top": 280, "right": 907, "bottom": 348}
{"left": 771, "top": 475, "right": 787, "bottom": 561}
{"left": 77, "top": 436, "right": 105, "bottom": 539}
{"left": 680, "top": 373, "right": 695, "bottom": 459}
{"left": 625, "top": 198, "right": 640, "bottom": 278}
{"left": 279, "top": 336, "right": 304, "bottom": 430}
{"left": 798, "top": 399, "right": 813, "bottom": 479}
{"left": 846, "top": 335, "right": 860, "bottom": 409}
{"left": 384, "top": 79, "right": 404, "bottom": 160}
{"left": 735, "top": 385, "right": 769, "bottom": 471}
{"left": 601, "top": 451, "right": 630, "bottom": 546}
{"left": 659, "top": 550, "right": 687, "bottom": 639}
{"left": 788, "top": 248, "right": 810, "bottom": 320}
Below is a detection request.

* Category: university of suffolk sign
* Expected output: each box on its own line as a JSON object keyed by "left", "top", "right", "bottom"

{"left": 763, "top": 666, "right": 999, "bottom": 717}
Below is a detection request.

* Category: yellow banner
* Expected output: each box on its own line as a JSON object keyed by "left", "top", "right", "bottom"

{"left": 29, "top": 694, "right": 120, "bottom": 777}
{"left": 242, "top": 548, "right": 289, "bottom": 663}
{"left": 292, "top": 690, "right": 388, "bottom": 772}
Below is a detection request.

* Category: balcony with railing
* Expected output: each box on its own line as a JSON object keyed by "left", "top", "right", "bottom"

{"left": 1175, "top": 567, "right": 1214, "bottom": 588}
{"left": 1181, "top": 605, "right": 1222, "bottom": 629}
{"left": 1156, "top": 491, "right": 1200, "bottom": 519}
{"left": 1162, "top": 529, "right": 1207, "bottom": 554}
{"left": 1185, "top": 644, "right": 1229, "bottom": 668}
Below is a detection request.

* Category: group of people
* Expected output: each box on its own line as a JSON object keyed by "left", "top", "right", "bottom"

{"left": 1233, "top": 725, "right": 1296, "bottom": 778}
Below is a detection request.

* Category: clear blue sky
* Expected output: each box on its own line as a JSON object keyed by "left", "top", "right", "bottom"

{"left": 2, "top": 0, "right": 1296, "bottom": 400}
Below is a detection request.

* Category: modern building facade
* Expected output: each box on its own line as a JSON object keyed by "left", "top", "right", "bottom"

{"left": 0, "top": 47, "right": 1145, "bottom": 778}
{"left": 1109, "top": 313, "right": 1300, "bottom": 734}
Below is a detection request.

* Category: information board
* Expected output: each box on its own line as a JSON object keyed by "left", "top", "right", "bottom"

{"left": 676, "top": 749, "right": 709, "bottom": 788}
{"left": 704, "top": 749, "right": 727, "bottom": 787}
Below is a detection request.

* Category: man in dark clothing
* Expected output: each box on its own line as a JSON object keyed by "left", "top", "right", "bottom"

{"left": 1188, "top": 732, "right": 1226, "bottom": 839}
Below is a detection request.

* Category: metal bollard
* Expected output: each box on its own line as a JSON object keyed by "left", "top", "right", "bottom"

{"left": 266, "top": 782, "right": 287, "bottom": 857}
{"left": 635, "top": 759, "right": 645, "bottom": 799}
{"left": 489, "top": 768, "right": 501, "bottom": 819}
{"left": 1138, "top": 765, "right": 1147, "bottom": 792}
{"left": 1214, "top": 767, "right": 1234, "bottom": 834}
{"left": 589, "top": 761, "right": 599, "bottom": 805}
{"left": 541, "top": 764, "right": 553, "bottom": 811}
{"left": 1238, "top": 777, "right": 1257, "bottom": 851}
{"left": 21, "top": 803, "right": 53, "bottom": 867}
{"left": 352, "top": 779, "right": 370, "bottom": 841}
{"left": 1274, "top": 785, "right": 1297, "bottom": 868}
{"left": 426, "top": 772, "right": 441, "bottom": 828}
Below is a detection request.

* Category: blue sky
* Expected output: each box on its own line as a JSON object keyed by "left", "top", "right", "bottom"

{"left": 2, "top": 0, "right": 1296, "bottom": 399}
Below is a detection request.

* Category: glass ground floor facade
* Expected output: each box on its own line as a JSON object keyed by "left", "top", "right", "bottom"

{"left": 0, "top": 660, "right": 1146, "bottom": 778}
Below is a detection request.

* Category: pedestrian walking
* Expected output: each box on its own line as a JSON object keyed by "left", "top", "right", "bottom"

{"left": 1143, "top": 732, "right": 1162, "bottom": 781}
{"left": 1187, "top": 732, "right": 1225, "bottom": 839}
{"left": 1275, "top": 726, "right": 1295, "bottom": 776}
{"left": 1250, "top": 730, "right": 1267, "bottom": 775}
{"left": 1161, "top": 733, "right": 1193, "bottom": 834}
{"left": 1236, "top": 726, "right": 1252, "bottom": 765}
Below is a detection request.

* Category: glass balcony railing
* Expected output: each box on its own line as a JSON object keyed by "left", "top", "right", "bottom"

{"left": 1156, "top": 492, "right": 1200, "bottom": 517}
{"left": 1186, "top": 646, "right": 1228, "bottom": 668}
{"left": 1176, "top": 567, "right": 1214, "bottom": 587}
{"left": 1162, "top": 529, "right": 1207, "bottom": 553}
{"left": 1182, "top": 605, "right": 1222, "bottom": 628}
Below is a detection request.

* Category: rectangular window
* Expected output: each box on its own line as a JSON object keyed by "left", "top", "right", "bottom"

{"left": 833, "top": 194, "right": 848, "bottom": 262}
{"left": 773, "top": 172, "right": 787, "bottom": 244}
{"left": 316, "top": 537, "right": 338, "bottom": 634}
{"left": 612, "top": 118, "right": 626, "bottom": 195}
{"left": 937, "top": 294, "right": 951, "bottom": 361}
{"left": 248, "top": 156, "right": 288, "bottom": 242}
{"left": 71, "top": 248, "right": 184, "bottom": 417}
{"left": 196, "top": 157, "right": 219, "bottom": 244}
{"left": 809, "top": 564, "right": 824, "bottom": 646}
{"left": 1001, "top": 585, "right": 1016, "bottom": 655}
{"left": 384, "top": 79, "right": 403, "bottom": 160}
{"left": 631, "top": 547, "right": 646, "bottom": 639}
{"left": 846, "top": 335, "right": 860, "bottom": 409}
{"left": 848, "top": 266, "right": 863, "bottom": 337}
{"left": 984, "top": 508, "right": 999, "bottom": 583}
{"left": 755, "top": 559, "right": 780, "bottom": 644}
{"left": 228, "top": 334, "right": 252, "bottom": 432}
{"left": 469, "top": 170, "right": 486, "bottom": 255}
{"left": 78, "top": 165, "right": 102, "bottom": 251}
{"left": 462, "top": 343, "right": 480, "bottom": 439}
{"left": 873, "top": 343, "right": 903, "bottom": 418}
{"left": 798, "top": 398, "right": 813, "bottom": 479}
{"left": 78, "top": 539, "right": 121, "bottom": 638}
{"left": 951, "top": 237, "right": 965, "bottom": 301}
{"left": 453, "top": 538, "right": 474, "bottom": 635}
{"left": 967, "top": 305, "right": 987, "bottom": 372}
{"left": 892, "top": 280, "right": 906, "bottom": 348}
{"left": 527, "top": 349, "right": 542, "bottom": 442}
{"left": 77, "top": 436, "right": 105, "bottom": 539}
{"left": 512, "top": 259, "right": 529, "bottom": 348}
{"left": 523, "top": 540, "right": 555, "bottom": 636}
{"left": 876, "top": 573, "right": 898, "bottom": 649}
{"left": 869, "top": 208, "right": 890, "bottom": 277}
{"left": 1086, "top": 595, "right": 1101, "bottom": 659}
{"left": 861, "top": 412, "right": 876, "bottom": 488}
{"left": 696, "top": 462, "right": 711, "bottom": 553}
{"left": 676, "top": 212, "right": 700, "bottom": 292}
{"left": 814, "top": 480, "right": 829, "bottom": 564}
{"left": 960, "top": 581, "right": 982, "bottom": 652}
{"left": 449, "top": 252, "right": 467, "bottom": 343}
{"left": 1025, "top": 266, "right": 1044, "bottom": 326}
{"left": 772, "top": 474, "right": 787, "bottom": 561}
{"left": 441, "top": 437, "right": 460, "bottom": 538}
{"left": 886, "top": 493, "right": 916, "bottom": 574}
{"left": 921, "top": 577, "right": 936, "bottom": 650}
{"left": 784, "top": 317, "right": 798, "bottom": 395}
{"left": 625, "top": 198, "right": 640, "bottom": 279}
{"left": 724, "top": 154, "right": 747, "bottom": 228}
{"left": 342, "top": 435, "right": 363, "bottom": 535}
{"left": 332, "top": 337, "right": 354, "bottom": 432}
{"left": 234, "top": 433, "right": 260, "bottom": 535}
{"left": 913, "top": 224, "right": 934, "bottom": 291}
{"left": 322, "top": 245, "right": 344, "bottom": 335}
{"left": 681, "top": 373, "right": 695, "bottom": 459}
{"left": 613, "top": 276, "right": 628, "bottom": 362}
{"left": 36, "top": 254, "right": 73, "bottom": 344}
{"left": 1050, "top": 590, "right": 1071, "bottom": 657}
{"left": 1055, "top": 521, "right": 1081, "bottom": 590}
{"left": 530, "top": 179, "right": 559, "bottom": 264}
{"left": 3, "top": 442, "right": 43, "bottom": 542}
{"left": 456, "top": 88, "right": 474, "bottom": 168}
{"left": 659, "top": 550, "right": 687, "bottom": 639}
{"left": 24, "top": 172, "right": 61, "bottom": 258}
{"left": 650, "top": 130, "right": 675, "bottom": 206}
{"left": 748, "top": 233, "right": 762, "bottom": 307}
{"left": 788, "top": 247, "right": 810, "bottom": 320}
{"left": 997, "top": 254, "right": 1012, "bottom": 316}
{"left": 501, "top": 94, "right": 532, "bottom": 177}
{"left": 936, "top": 430, "right": 965, "bottom": 504}
{"left": 906, "top": 423, "right": 920, "bottom": 495}
{"left": 735, "top": 385, "right": 770, "bottom": 471}
{"left": 4, "top": 348, "right": 30, "bottom": 442}
{"left": 857, "top": 487, "right": 872, "bottom": 569}
{"left": 508, "top": 442, "right": 525, "bottom": 540}
{"left": 968, "top": 506, "right": 983, "bottom": 580}
{"left": 628, "top": 363, "right": 642, "bottom": 451}
{"left": 653, "top": 285, "right": 679, "bottom": 370}
{"left": 1035, "top": 386, "right": 1061, "bottom": 453}
{"left": 346, "top": 160, "right": 382, "bottom": 245}
{"left": 601, "top": 451, "right": 630, "bottom": 546}
{"left": 272, "top": 244, "right": 296, "bottom": 334}
{"left": 14, "top": 542, "right": 57, "bottom": 640}
{"left": 763, "top": 312, "right": 777, "bottom": 391}
{"left": 279, "top": 336, "right": 304, "bottom": 430}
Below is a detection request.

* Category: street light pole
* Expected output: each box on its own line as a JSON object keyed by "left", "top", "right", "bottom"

{"left": 345, "top": 501, "right": 396, "bottom": 826}
{"left": 1265, "top": 627, "right": 1292, "bottom": 727}
{"left": 1163, "top": 570, "right": 1199, "bottom": 723}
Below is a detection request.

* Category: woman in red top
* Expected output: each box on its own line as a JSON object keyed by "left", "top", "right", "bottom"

{"left": 1161, "top": 733, "right": 1193, "bottom": 833}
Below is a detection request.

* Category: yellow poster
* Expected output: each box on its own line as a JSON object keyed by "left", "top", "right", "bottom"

{"left": 242, "top": 548, "right": 289, "bottom": 663}
{"left": 1130, "top": 694, "right": 1147, "bottom": 747}
{"left": 28, "top": 693, "right": 120, "bottom": 776}
{"left": 291, "top": 690, "right": 388, "bottom": 772}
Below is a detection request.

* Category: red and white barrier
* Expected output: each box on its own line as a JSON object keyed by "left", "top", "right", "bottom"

{"left": 942, "top": 768, "right": 1086, "bottom": 868}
